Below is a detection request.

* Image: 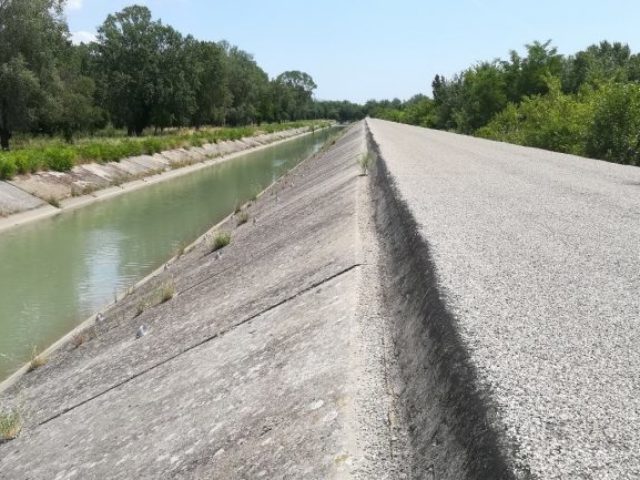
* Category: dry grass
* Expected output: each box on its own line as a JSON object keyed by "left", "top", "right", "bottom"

{"left": 160, "top": 280, "right": 175, "bottom": 303}
{"left": 0, "top": 409, "right": 22, "bottom": 442}
{"left": 28, "top": 346, "right": 47, "bottom": 372}
{"left": 135, "top": 301, "right": 149, "bottom": 317}
{"left": 236, "top": 210, "right": 249, "bottom": 226}
{"left": 358, "top": 152, "right": 373, "bottom": 176}
{"left": 210, "top": 231, "right": 231, "bottom": 252}
{"left": 71, "top": 333, "right": 86, "bottom": 349}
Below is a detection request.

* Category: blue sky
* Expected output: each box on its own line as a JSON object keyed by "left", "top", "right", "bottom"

{"left": 66, "top": 0, "right": 640, "bottom": 103}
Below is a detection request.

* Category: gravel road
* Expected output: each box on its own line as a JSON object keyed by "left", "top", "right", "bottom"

{"left": 367, "top": 118, "right": 640, "bottom": 479}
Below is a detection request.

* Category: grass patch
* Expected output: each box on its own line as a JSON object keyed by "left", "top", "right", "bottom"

{"left": 236, "top": 210, "right": 249, "bottom": 226}
{"left": 27, "top": 347, "right": 47, "bottom": 372}
{"left": 357, "top": 152, "right": 373, "bottom": 176}
{"left": 160, "top": 280, "right": 175, "bottom": 303}
{"left": 0, "top": 409, "right": 22, "bottom": 442}
{"left": 210, "top": 231, "right": 231, "bottom": 252}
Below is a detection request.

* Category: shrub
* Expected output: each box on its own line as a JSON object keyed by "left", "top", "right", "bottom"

{"left": 45, "top": 147, "right": 76, "bottom": 172}
{"left": 586, "top": 83, "right": 640, "bottom": 165}
{"left": 0, "top": 156, "right": 17, "bottom": 179}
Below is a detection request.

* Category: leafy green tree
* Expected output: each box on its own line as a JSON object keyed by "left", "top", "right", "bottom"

{"left": 274, "top": 71, "right": 317, "bottom": 120}
{"left": 96, "top": 5, "right": 192, "bottom": 135}
{"left": 0, "top": 0, "right": 68, "bottom": 149}
{"left": 222, "top": 43, "right": 269, "bottom": 125}
{"left": 188, "top": 40, "right": 230, "bottom": 128}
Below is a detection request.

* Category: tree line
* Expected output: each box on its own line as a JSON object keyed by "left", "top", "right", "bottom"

{"left": 0, "top": 0, "right": 364, "bottom": 151}
{"left": 368, "top": 40, "right": 640, "bottom": 165}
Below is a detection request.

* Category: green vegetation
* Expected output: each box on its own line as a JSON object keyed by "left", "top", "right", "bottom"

{"left": 358, "top": 152, "right": 373, "bottom": 176}
{"left": 0, "top": 1, "right": 360, "bottom": 179}
{"left": 0, "top": 121, "right": 323, "bottom": 180}
{"left": 368, "top": 40, "right": 640, "bottom": 165}
{"left": 210, "top": 232, "right": 232, "bottom": 252}
{"left": 0, "top": 408, "right": 22, "bottom": 442}
{"left": 236, "top": 210, "right": 250, "bottom": 226}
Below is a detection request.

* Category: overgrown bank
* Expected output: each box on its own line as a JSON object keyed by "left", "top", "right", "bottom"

{"left": 0, "top": 121, "right": 326, "bottom": 180}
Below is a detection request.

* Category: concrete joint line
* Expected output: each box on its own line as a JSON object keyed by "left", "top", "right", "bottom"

{"left": 35, "top": 263, "right": 362, "bottom": 429}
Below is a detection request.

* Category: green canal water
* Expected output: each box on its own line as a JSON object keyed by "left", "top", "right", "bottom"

{"left": 0, "top": 128, "right": 339, "bottom": 381}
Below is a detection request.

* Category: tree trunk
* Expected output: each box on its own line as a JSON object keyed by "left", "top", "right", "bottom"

{"left": 0, "top": 128, "right": 11, "bottom": 151}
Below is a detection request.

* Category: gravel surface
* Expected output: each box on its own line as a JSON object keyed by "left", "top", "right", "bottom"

{"left": 368, "top": 118, "right": 640, "bottom": 480}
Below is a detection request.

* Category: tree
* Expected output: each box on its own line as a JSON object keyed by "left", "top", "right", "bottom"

{"left": 96, "top": 5, "right": 191, "bottom": 135}
{"left": 188, "top": 40, "right": 230, "bottom": 128}
{"left": 274, "top": 71, "right": 317, "bottom": 120}
{"left": 0, "top": 0, "right": 69, "bottom": 149}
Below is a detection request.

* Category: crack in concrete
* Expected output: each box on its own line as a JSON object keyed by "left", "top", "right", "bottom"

{"left": 36, "top": 263, "right": 362, "bottom": 429}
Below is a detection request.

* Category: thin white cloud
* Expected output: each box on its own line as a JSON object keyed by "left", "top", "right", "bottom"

{"left": 71, "top": 30, "right": 97, "bottom": 45}
{"left": 66, "top": 0, "right": 84, "bottom": 10}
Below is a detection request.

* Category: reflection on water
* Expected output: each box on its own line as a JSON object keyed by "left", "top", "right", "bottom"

{"left": 0, "top": 128, "right": 339, "bottom": 380}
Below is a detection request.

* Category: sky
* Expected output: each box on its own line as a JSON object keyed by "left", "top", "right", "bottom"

{"left": 65, "top": 0, "right": 640, "bottom": 103}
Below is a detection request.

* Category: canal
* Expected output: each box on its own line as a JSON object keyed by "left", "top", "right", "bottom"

{"left": 0, "top": 128, "right": 340, "bottom": 381}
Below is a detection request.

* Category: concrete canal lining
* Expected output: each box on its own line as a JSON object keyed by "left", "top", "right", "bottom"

{"left": 2, "top": 118, "right": 638, "bottom": 478}
{"left": 0, "top": 126, "right": 317, "bottom": 233}
{"left": 0, "top": 122, "right": 410, "bottom": 479}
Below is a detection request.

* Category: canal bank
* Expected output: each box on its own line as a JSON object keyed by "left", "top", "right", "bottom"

{"left": 0, "top": 128, "right": 340, "bottom": 382}
{"left": 0, "top": 121, "right": 410, "bottom": 478}
{"left": 0, "top": 125, "right": 322, "bottom": 233}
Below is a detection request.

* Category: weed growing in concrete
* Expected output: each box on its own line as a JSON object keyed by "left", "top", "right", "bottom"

{"left": 71, "top": 333, "right": 86, "bottom": 349}
{"left": 46, "top": 197, "right": 61, "bottom": 208}
{"left": 236, "top": 210, "right": 249, "bottom": 226}
{"left": 0, "top": 408, "right": 22, "bottom": 442}
{"left": 135, "top": 301, "right": 149, "bottom": 317}
{"left": 210, "top": 231, "right": 231, "bottom": 252}
{"left": 358, "top": 152, "right": 373, "bottom": 176}
{"left": 28, "top": 347, "right": 47, "bottom": 372}
{"left": 160, "top": 280, "right": 175, "bottom": 303}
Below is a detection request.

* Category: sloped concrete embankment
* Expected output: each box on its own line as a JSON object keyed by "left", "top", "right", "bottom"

{"left": 366, "top": 127, "right": 517, "bottom": 480}
{"left": 0, "top": 122, "right": 406, "bottom": 479}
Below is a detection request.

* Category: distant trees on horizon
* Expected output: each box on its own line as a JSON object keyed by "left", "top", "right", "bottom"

{"left": 367, "top": 40, "right": 640, "bottom": 165}
{"left": 0, "top": 0, "right": 362, "bottom": 151}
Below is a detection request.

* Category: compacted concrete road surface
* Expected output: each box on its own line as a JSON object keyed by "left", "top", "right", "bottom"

{"left": 367, "top": 118, "right": 640, "bottom": 480}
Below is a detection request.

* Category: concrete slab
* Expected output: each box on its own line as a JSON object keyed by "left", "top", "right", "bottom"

{"left": 0, "top": 123, "right": 404, "bottom": 479}
{"left": 0, "top": 181, "right": 46, "bottom": 217}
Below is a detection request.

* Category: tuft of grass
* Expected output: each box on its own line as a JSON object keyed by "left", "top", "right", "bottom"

{"left": 236, "top": 210, "right": 249, "bottom": 226}
{"left": 160, "top": 280, "right": 175, "bottom": 303}
{"left": 210, "top": 231, "right": 231, "bottom": 252}
{"left": 0, "top": 409, "right": 22, "bottom": 442}
{"left": 357, "top": 152, "right": 373, "bottom": 176}
{"left": 135, "top": 301, "right": 149, "bottom": 317}
{"left": 28, "top": 346, "right": 47, "bottom": 372}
